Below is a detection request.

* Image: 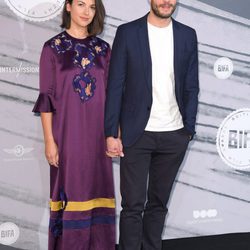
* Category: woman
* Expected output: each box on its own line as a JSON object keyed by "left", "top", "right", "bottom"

{"left": 32, "top": 0, "right": 115, "bottom": 249}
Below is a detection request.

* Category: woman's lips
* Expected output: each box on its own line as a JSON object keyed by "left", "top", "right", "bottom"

{"left": 80, "top": 17, "right": 89, "bottom": 21}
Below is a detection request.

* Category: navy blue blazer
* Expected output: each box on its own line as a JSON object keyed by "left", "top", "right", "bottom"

{"left": 105, "top": 14, "right": 199, "bottom": 147}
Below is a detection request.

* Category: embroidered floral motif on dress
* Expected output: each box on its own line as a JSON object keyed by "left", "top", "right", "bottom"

{"left": 50, "top": 33, "right": 108, "bottom": 102}
{"left": 73, "top": 71, "right": 96, "bottom": 101}
{"left": 51, "top": 33, "right": 73, "bottom": 53}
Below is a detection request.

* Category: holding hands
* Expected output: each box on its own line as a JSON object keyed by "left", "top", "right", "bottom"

{"left": 106, "top": 137, "right": 124, "bottom": 158}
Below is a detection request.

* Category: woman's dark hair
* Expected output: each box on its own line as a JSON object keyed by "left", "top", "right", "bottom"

{"left": 61, "top": 0, "right": 106, "bottom": 36}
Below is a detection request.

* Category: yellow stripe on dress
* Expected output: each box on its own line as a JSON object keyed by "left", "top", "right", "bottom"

{"left": 50, "top": 198, "right": 115, "bottom": 212}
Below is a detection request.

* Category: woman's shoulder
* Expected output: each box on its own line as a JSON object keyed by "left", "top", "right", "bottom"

{"left": 91, "top": 36, "right": 110, "bottom": 49}
{"left": 43, "top": 31, "right": 74, "bottom": 55}
{"left": 88, "top": 36, "right": 110, "bottom": 57}
{"left": 43, "top": 31, "right": 63, "bottom": 46}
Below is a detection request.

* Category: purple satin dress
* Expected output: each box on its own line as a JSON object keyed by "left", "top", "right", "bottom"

{"left": 33, "top": 31, "right": 115, "bottom": 250}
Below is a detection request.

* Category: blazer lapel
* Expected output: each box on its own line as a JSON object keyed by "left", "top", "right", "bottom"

{"left": 173, "top": 19, "right": 181, "bottom": 92}
{"left": 138, "top": 14, "right": 152, "bottom": 94}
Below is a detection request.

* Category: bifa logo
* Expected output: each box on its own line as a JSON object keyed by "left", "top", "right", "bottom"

{"left": 214, "top": 57, "right": 233, "bottom": 79}
{"left": 218, "top": 65, "right": 229, "bottom": 72}
{"left": 0, "top": 222, "right": 20, "bottom": 245}
{"left": 217, "top": 109, "right": 250, "bottom": 170}
{"left": 228, "top": 130, "right": 250, "bottom": 149}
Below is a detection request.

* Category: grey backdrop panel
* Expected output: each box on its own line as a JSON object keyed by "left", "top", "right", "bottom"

{"left": 0, "top": 0, "right": 249, "bottom": 249}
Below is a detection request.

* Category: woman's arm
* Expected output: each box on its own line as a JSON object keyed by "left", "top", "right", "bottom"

{"left": 41, "top": 112, "right": 59, "bottom": 167}
{"left": 33, "top": 44, "right": 58, "bottom": 167}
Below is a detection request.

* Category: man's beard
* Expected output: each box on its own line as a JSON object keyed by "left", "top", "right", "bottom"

{"left": 151, "top": 1, "right": 176, "bottom": 19}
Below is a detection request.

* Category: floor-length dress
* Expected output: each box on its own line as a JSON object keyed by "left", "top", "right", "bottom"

{"left": 33, "top": 31, "right": 115, "bottom": 250}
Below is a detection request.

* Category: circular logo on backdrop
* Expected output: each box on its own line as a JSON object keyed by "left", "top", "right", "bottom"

{"left": 3, "top": 145, "right": 34, "bottom": 158}
{"left": 216, "top": 108, "right": 250, "bottom": 170}
{"left": 13, "top": 145, "right": 26, "bottom": 157}
{"left": 0, "top": 222, "right": 20, "bottom": 245}
{"left": 214, "top": 57, "right": 234, "bottom": 80}
{"left": 4, "top": 0, "right": 64, "bottom": 22}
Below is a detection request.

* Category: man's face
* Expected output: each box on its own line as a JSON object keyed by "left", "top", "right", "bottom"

{"left": 150, "top": 0, "right": 177, "bottom": 19}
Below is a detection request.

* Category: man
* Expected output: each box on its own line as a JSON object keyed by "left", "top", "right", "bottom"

{"left": 105, "top": 0, "right": 199, "bottom": 249}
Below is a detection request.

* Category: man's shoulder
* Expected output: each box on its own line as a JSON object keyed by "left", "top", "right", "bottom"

{"left": 173, "top": 19, "right": 196, "bottom": 35}
{"left": 117, "top": 15, "right": 147, "bottom": 32}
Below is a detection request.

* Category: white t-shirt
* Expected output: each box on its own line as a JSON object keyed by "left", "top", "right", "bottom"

{"left": 145, "top": 21, "right": 183, "bottom": 131}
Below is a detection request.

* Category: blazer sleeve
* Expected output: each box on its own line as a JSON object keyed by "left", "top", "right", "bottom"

{"left": 104, "top": 46, "right": 111, "bottom": 90}
{"left": 104, "top": 26, "right": 127, "bottom": 138}
{"left": 183, "top": 30, "right": 199, "bottom": 138}
{"left": 32, "top": 44, "right": 56, "bottom": 114}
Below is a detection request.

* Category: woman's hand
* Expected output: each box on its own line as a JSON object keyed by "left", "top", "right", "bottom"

{"left": 40, "top": 112, "right": 59, "bottom": 167}
{"left": 45, "top": 139, "right": 59, "bottom": 167}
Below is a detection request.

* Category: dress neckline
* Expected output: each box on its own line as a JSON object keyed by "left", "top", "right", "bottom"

{"left": 64, "top": 30, "right": 91, "bottom": 42}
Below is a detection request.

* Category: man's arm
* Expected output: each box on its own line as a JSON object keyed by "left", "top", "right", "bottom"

{"left": 105, "top": 26, "right": 127, "bottom": 156}
{"left": 183, "top": 30, "right": 199, "bottom": 139}
{"left": 105, "top": 25, "right": 127, "bottom": 138}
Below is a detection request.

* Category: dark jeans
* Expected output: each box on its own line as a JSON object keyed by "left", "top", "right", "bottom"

{"left": 119, "top": 128, "right": 190, "bottom": 250}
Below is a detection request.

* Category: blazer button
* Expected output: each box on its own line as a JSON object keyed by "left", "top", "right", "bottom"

{"left": 147, "top": 106, "right": 150, "bottom": 111}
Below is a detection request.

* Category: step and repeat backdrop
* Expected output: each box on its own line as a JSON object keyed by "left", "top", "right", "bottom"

{"left": 0, "top": 0, "right": 249, "bottom": 249}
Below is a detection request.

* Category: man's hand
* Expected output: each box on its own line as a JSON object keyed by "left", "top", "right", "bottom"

{"left": 106, "top": 137, "right": 124, "bottom": 158}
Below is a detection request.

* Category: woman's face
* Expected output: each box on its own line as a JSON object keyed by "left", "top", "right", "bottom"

{"left": 67, "top": 0, "right": 96, "bottom": 29}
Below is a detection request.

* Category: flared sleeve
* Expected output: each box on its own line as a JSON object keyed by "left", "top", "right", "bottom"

{"left": 33, "top": 43, "right": 56, "bottom": 113}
